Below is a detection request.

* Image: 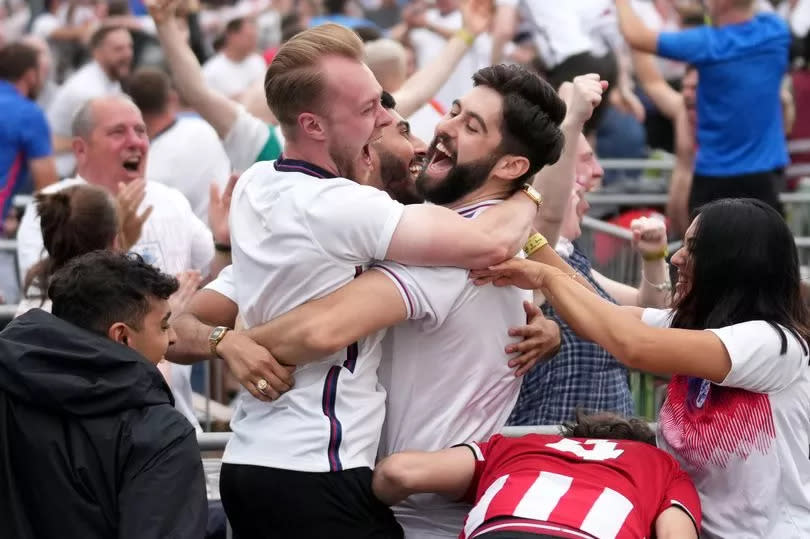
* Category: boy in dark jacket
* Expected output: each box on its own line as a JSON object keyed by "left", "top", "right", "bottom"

{"left": 0, "top": 251, "right": 206, "bottom": 539}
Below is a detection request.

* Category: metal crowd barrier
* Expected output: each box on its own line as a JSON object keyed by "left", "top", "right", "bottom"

{"left": 196, "top": 424, "right": 658, "bottom": 453}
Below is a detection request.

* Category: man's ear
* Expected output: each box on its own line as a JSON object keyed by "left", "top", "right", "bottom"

{"left": 107, "top": 322, "right": 131, "bottom": 347}
{"left": 72, "top": 137, "right": 86, "bottom": 160}
{"left": 491, "top": 154, "right": 530, "bottom": 183}
{"left": 297, "top": 112, "right": 327, "bottom": 141}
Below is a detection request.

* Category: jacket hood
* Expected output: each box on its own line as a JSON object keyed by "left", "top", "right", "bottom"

{"left": 0, "top": 309, "right": 173, "bottom": 416}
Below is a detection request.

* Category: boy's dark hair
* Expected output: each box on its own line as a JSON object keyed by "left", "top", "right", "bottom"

{"left": 0, "top": 42, "right": 39, "bottom": 82}
{"left": 472, "top": 64, "right": 566, "bottom": 187}
{"left": 50, "top": 252, "right": 179, "bottom": 335}
{"left": 561, "top": 409, "right": 656, "bottom": 446}
{"left": 381, "top": 90, "right": 396, "bottom": 110}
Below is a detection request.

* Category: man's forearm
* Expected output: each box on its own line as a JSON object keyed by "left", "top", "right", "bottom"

{"left": 246, "top": 270, "right": 407, "bottom": 365}
{"left": 490, "top": 5, "right": 517, "bottom": 65}
{"left": 51, "top": 134, "right": 73, "bottom": 153}
{"left": 637, "top": 258, "right": 671, "bottom": 308}
{"left": 534, "top": 119, "right": 581, "bottom": 247}
{"left": 615, "top": 0, "right": 658, "bottom": 53}
{"left": 168, "top": 312, "right": 217, "bottom": 364}
{"left": 155, "top": 16, "right": 237, "bottom": 138}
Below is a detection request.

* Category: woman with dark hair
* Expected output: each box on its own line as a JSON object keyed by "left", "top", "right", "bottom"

{"left": 471, "top": 198, "right": 810, "bottom": 538}
{"left": 16, "top": 183, "right": 120, "bottom": 316}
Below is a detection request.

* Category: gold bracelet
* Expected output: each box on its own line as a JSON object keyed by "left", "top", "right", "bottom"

{"left": 642, "top": 247, "right": 668, "bottom": 261}
{"left": 520, "top": 184, "right": 543, "bottom": 207}
{"left": 454, "top": 28, "right": 476, "bottom": 46}
{"left": 523, "top": 233, "right": 549, "bottom": 257}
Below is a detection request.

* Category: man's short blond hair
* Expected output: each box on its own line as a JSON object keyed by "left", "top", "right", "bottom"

{"left": 264, "top": 23, "right": 364, "bottom": 129}
{"left": 364, "top": 39, "right": 407, "bottom": 88}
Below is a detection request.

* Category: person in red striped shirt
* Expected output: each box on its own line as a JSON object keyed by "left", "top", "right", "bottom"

{"left": 373, "top": 411, "right": 700, "bottom": 539}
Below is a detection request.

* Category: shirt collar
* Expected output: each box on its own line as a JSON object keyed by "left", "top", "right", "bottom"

{"left": 273, "top": 155, "right": 337, "bottom": 179}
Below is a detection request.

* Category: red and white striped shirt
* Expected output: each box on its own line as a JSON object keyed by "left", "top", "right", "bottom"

{"left": 460, "top": 434, "right": 701, "bottom": 539}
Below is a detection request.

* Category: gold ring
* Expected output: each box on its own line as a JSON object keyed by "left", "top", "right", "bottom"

{"left": 256, "top": 379, "right": 269, "bottom": 392}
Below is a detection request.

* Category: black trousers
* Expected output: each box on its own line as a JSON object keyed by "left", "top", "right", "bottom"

{"left": 689, "top": 168, "right": 784, "bottom": 215}
{"left": 220, "top": 463, "right": 403, "bottom": 539}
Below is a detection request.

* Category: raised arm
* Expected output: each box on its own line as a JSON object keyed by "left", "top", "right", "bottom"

{"left": 534, "top": 75, "right": 606, "bottom": 247}
{"left": 394, "top": 0, "right": 494, "bottom": 118}
{"left": 591, "top": 216, "right": 671, "bottom": 308}
{"left": 386, "top": 187, "right": 539, "bottom": 269}
{"left": 632, "top": 50, "right": 682, "bottom": 119}
{"left": 245, "top": 270, "right": 408, "bottom": 365}
{"left": 666, "top": 108, "right": 695, "bottom": 237}
{"left": 471, "top": 258, "right": 732, "bottom": 382}
{"left": 147, "top": 0, "right": 238, "bottom": 139}
{"left": 490, "top": 2, "right": 518, "bottom": 65}
{"left": 615, "top": 0, "right": 660, "bottom": 53}
{"left": 373, "top": 447, "right": 476, "bottom": 506}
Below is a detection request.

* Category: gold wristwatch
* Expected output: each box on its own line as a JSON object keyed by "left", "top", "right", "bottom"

{"left": 521, "top": 184, "right": 543, "bottom": 207}
{"left": 209, "top": 326, "right": 230, "bottom": 357}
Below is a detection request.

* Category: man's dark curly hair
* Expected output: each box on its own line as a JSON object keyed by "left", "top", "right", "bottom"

{"left": 49, "top": 251, "right": 179, "bottom": 335}
{"left": 472, "top": 64, "right": 567, "bottom": 186}
{"left": 561, "top": 409, "right": 656, "bottom": 446}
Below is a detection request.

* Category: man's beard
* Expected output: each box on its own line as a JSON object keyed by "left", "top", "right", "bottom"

{"left": 328, "top": 139, "right": 364, "bottom": 181}
{"left": 379, "top": 151, "right": 424, "bottom": 205}
{"left": 416, "top": 155, "right": 499, "bottom": 206}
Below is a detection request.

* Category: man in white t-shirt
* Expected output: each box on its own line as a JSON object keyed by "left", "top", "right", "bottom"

{"left": 17, "top": 96, "right": 221, "bottom": 432}
{"left": 128, "top": 67, "right": 231, "bottom": 222}
{"left": 191, "top": 23, "right": 551, "bottom": 538}
{"left": 213, "top": 63, "right": 568, "bottom": 538}
{"left": 202, "top": 16, "right": 265, "bottom": 100}
{"left": 47, "top": 26, "right": 133, "bottom": 178}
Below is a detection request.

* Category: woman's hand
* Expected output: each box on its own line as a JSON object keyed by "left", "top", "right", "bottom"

{"left": 470, "top": 257, "right": 557, "bottom": 290}
{"left": 630, "top": 215, "right": 667, "bottom": 259}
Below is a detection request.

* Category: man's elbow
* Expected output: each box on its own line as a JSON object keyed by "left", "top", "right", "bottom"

{"left": 477, "top": 243, "right": 512, "bottom": 269}
{"left": 373, "top": 454, "right": 419, "bottom": 504}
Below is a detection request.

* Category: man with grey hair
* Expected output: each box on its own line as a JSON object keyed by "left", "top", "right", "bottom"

{"left": 16, "top": 95, "right": 225, "bottom": 431}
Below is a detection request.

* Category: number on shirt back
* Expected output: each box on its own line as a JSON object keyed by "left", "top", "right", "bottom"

{"left": 545, "top": 439, "right": 624, "bottom": 461}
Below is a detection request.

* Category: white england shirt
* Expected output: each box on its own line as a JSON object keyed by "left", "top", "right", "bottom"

{"left": 224, "top": 157, "right": 405, "bottom": 472}
{"left": 643, "top": 308, "right": 810, "bottom": 539}
{"left": 375, "top": 200, "right": 532, "bottom": 539}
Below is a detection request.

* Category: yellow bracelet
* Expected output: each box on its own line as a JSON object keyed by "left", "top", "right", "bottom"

{"left": 642, "top": 247, "right": 669, "bottom": 262}
{"left": 454, "top": 28, "right": 476, "bottom": 46}
{"left": 523, "top": 233, "right": 549, "bottom": 257}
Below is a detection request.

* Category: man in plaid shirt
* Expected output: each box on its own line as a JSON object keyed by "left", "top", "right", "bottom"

{"left": 509, "top": 135, "right": 671, "bottom": 426}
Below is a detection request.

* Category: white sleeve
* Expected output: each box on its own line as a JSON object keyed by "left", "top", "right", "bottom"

{"left": 371, "top": 262, "right": 465, "bottom": 327}
{"left": 306, "top": 182, "right": 405, "bottom": 264}
{"left": 186, "top": 204, "right": 215, "bottom": 275}
{"left": 15, "top": 200, "right": 45, "bottom": 285}
{"left": 204, "top": 264, "right": 236, "bottom": 302}
{"left": 46, "top": 84, "right": 84, "bottom": 137}
{"left": 222, "top": 106, "right": 272, "bottom": 172}
{"left": 495, "top": 0, "right": 519, "bottom": 6}
{"left": 642, "top": 308, "right": 674, "bottom": 328}
{"left": 714, "top": 321, "right": 809, "bottom": 393}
